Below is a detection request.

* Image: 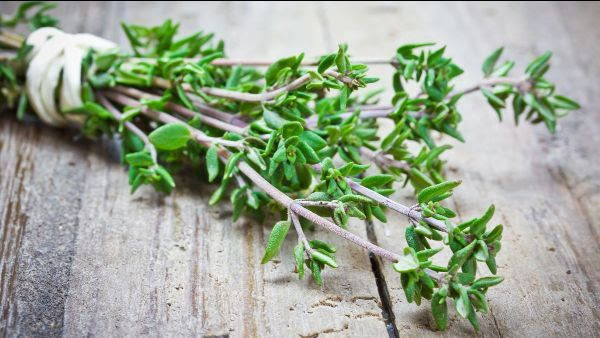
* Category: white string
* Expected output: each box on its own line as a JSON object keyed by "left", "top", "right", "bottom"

{"left": 25, "top": 28, "right": 118, "bottom": 126}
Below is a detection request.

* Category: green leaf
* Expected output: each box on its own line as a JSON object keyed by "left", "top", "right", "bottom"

{"left": 223, "top": 152, "right": 243, "bottom": 179}
{"left": 310, "top": 260, "right": 323, "bottom": 286}
{"left": 84, "top": 102, "right": 114, "bottom": 119}
{"left": 482, "top": 47, "right": 503, "bottom": 77}
{"left": 403, "top": 273, "right": 417, "bottom": 303}
{"left": 206, "top": 145, "right": 220, "bottom": 182}
{"left": 484, "top": 224, "right": 503, "bottom": 243}
{"left": 442, "top": 124, "right": 465, "bottom": 143}
{"left": 209, "top": 179, "right": 229, "bottom": 205}
{"left": 431, "top": 289, "right": 448, "bottom": 330}
{"left": 297, "top": 141, "right": 320, "bottom": 164}
{"left": 263, "top": 109, "right": 287, "bottom": 129}
{"left": 474, "top": 240, "right": 489, "bottom": 262}
{"left": 525, "top": 51, "right": 552, "bottom": 78}
{"left": 481, "top": 87, "right": 505, "bottom": 108}
{"left": 155, "top": 165, "right": 175, "bottom": 189}
{"left": 339, "top": 86, "right": 349, "bottom": 110}
{"left": 467, "top": 303, "right": 480, "bottom": 331}
{"left": 371, "top": 205, "right": 387, "bottom": 223}
{"left": 247, "top": 147, "right": 267, "bottom": 171}
{"left": 416, "top": 247, "right": 443, "bottom": 261}
{"left": 335, "top": 45, "right": 347, "bottom": 73}
{"left": 491, "top": 60, "right": 515, "bottom": 77}
{"left": 486, "top": 255, "right": 497, "bottom": 274}
{"left": 149, "top": 123, "right": 191, "bottom": 150}
{"left": 231, "top": 186, "right": 247, "bottom": 221}
{"left": 448, "top": 241, "right": 477, "bottom": 271}
{"left": 282, "top": 121, "right": 304, "bottom": 139}
{"left": 405, "top": 226, "right": 423, "bottom": 251}
{"left": 175, "top": 84, "right": 194, "bottom": 110}
{"left": 300, "top": 131, "right": 327, "bottom": 151}
{"left": 16, "top": 93, "right": 28, "bottom": 120}
{"left": 392, "top": 250, "right": 420, "bottom": 273}
{"left": 416, "top": 117, "right": 436, "bottom": 148}
{"left": 125, "top": 150, "right": 154, "bottom": 167}
{"left": 548, "top": 95, "right": 580, "bottom": 110}
{"left": 309, "top": 240, "right": 337, "bottom": 253}
{"left": 307, "top": 192, "right": 330, "bottom": 201}
{"left": 294, "top": 243, "right": 305, "bottom": 279}
{"left": 361, "top": 174, "right": 394, "bottom": 188}
{"left": 261, "top": 220, "right": 291, "bottom": 264}
{"left": 397, "top": 42, "right": 435, "bottom": 56}
{"left": 455, "top": 286, "right": 471, "bottom": 318}
{"left": 310, "top": 250, "right": 338, "bottom": 268}
{"left": 339, "top": 194, "right": 372, "bottom": 204}
{"left": 512, "top": 94, "right": 525, "bottom": 124}
{"left": 417, "top": 180, "right": 460, "bottom": 204}
{"left": 472, "top": 276, "right": 504, "bottom": 289}
{"left": 196, "top": 51, "right": 224, "bottom": 66}
{"left": 226, "top": 66, "right": 243, "bottom": 88}
{"left": 469, "top": 204, "right": 495, "bottom": 237}
{"left": 318, "top": 54, "right": 336, "bottom": 74}
{"left": 265, "top": 56, "right": 297, "bottom": 86}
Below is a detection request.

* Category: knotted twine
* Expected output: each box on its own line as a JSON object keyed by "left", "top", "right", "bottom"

{"left": 25, "top": 27, "right": 117, "bottom": 126}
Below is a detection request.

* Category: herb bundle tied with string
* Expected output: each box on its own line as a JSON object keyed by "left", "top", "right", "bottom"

{"left": 0, "top": 2, "right": 580, "bottom": 332}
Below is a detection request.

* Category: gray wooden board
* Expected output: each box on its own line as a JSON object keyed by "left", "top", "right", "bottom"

{"left": 1, "top": 1, "right": 599, "bottom": 337}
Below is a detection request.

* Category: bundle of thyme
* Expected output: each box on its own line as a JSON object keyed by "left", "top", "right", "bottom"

{"left": 0, "top": 2, "right": 580, "bottom": 331}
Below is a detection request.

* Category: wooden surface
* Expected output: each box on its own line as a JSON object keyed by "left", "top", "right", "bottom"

{"left": 1, "top": 2, "right": 599, "bottom": 337}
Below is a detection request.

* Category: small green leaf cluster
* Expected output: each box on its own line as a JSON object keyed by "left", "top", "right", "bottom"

{"left": 261, "top": 218, "right": 339, "bottom": 286}
{"left": 77, "top": 101, "right": 117, "bottom": 137}
{"left": 480, "top": 48, "right": 580, "bottom": 132}
{"left": 393, "top": 247, "right": 442, "bottom": 305}
{"left": 121, "top": 19, "right": 222, "bottom": 58}
{"left": 0, "top": 1, "right": 58, "bottom": 30}
{"left": 395, "top": 181, "right": 504, "bottom": 330}
{"left": 299, "top": 240, "right": 339, "bottom": 286}
{"left": 368, "top": 44, "right": 470, "bottom": 186}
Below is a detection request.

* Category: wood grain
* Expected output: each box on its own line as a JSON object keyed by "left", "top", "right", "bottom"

{"left": 1, "top": 1, "right": 599, "bottom": 337}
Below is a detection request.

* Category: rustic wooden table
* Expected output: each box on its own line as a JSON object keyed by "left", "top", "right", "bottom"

{"left": 1, "top": 2, "right": 599, "bottom": 337}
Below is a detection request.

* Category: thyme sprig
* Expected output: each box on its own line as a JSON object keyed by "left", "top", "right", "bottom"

{"left": 0, "top": 2, "right": 580, "bottom": 332}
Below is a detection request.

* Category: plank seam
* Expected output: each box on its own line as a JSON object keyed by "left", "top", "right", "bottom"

{"left": 365, "top": 219, "right": 399, "bottom": 338}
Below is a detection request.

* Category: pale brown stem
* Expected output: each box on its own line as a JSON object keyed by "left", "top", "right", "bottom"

{"left": 289, "top": 209, "right": 313, "bottom": 257}
{"left": 152, "top": 70, "right": 359, "bottom": 103}
{"left": 97, "top": 93, "right": 158, "bottom": 162}
{"left": 360, "top": 148, "right": 411, "bottom": 172}
{"left": 357, "top": 104, "right": 393, "bottom": 111}
{"left": 129, "top": 57, "right": 397, "bottom": 67}
{"left": 317, "top": 76, "right": 531, "bottom": 124}
{"left": 297, "top": 200, "right": 340, "bottom": 209}
{"left": 0, "top": 33, "right": 21, "bottom": 49}
{"left": 451, "top": 76, "right": 530, "bottom": 97}
{"left": 305, "top": 108, "right": 394, "bottom": 128}
{"left": 102, "top": 90, "right": 244, "bottom": 149}
{"left": 344, "top": 178, "right": 449, "bottom": 232}
{"left": 111, "top": 86, "right": 248, "bottom": 134}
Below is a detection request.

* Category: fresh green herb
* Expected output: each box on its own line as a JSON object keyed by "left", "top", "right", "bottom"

{"left": 0, "top": 1, "right": 581, "bottom": 332}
